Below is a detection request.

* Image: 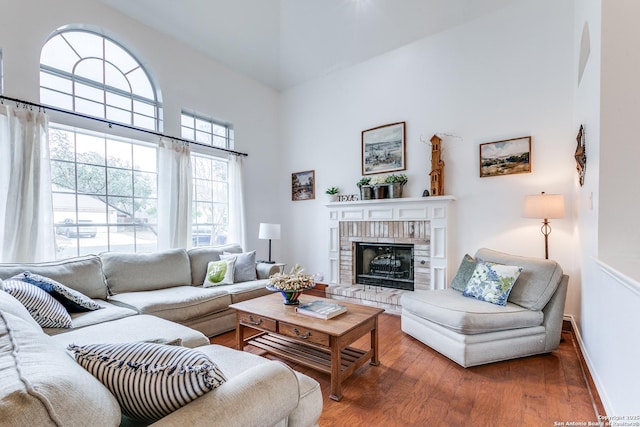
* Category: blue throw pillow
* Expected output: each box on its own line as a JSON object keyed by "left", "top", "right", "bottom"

{"left": 12, "top": 271, "right": 102, "bottom": 312}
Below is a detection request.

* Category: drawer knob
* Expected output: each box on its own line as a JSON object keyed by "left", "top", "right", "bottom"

{"left": 248, "top": 315, "right": 263, "bottom": 326}
{"left": 292, "top": 328, "right": 311, "bottom": 339}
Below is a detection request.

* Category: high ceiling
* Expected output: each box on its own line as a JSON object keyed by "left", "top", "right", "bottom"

{"left": 97, "top": 0, "right": 518, "bottom": 91}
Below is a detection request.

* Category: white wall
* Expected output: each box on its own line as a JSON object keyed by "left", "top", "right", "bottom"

{"left": 280, "top": 0, "right": 579, "bottom": 313}
{"left": 0, "top": 0, "right": 282, "bottom": 255}
{"left": 574, "top": 0, "right": 640, "bottom": 415}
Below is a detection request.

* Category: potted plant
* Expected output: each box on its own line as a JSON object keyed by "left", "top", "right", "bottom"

{"left": 356, "top": 177, "right": 372, "bottom": 200}
{"left": 325, "top": 186, "right": 339, "bottom": 202}
{"left": 385, "top": 173, "right": 408, "bottom": 198}
{"left": 370, "top": 176, "right": 388, "bottom": 199}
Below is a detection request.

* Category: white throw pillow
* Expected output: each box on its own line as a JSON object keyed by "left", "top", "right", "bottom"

{"left": 67, "top": 341, "right": 227, "bottom": 423}
{"left": 202, "top": 258, "right": 236, "bottom": 287}
{"left": 221, "top": 250, "right": 258, "bottom": 282}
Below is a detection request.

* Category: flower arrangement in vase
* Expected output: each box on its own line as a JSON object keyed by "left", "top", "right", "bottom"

{"left": 266, "top": 264, "right": 315, "bottom": 305}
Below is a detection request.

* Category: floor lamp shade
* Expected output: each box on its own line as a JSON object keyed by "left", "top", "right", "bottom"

{"left": 258, "top": 223, "right": 280, "bottom": 263}
{"left": 523, "top": 192, "right": 565, "bottom": 259}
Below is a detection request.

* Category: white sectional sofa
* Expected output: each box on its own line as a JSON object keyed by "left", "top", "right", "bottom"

{"left": 0, "top": 245, "right": 323, "bottom": 426}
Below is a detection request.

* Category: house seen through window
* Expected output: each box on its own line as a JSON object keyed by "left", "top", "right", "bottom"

{"left": 181, "top": 111, "right": 233, "bottom": 247}
{"left": 40, "top": 28, "right": 234, "bottom": 257}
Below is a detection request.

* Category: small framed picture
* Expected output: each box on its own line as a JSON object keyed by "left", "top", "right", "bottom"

{"left": 479, "top": 136, "right": 531, "bottom": 178}
{"left": 362, "top": 122, "right": 406, "bottom": 175}
{"left": 292, "top": 170, "right": 315, "bottom": 201}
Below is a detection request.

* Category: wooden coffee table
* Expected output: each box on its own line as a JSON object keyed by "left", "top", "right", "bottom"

{"left": 230, "top": 293, "right": 384, "bottom": 401}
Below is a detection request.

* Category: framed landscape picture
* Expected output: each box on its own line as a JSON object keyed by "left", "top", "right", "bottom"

{"left": 362, "top": 122, "right": 406, "bottom": 175}
{"left": 479, "top": 136, "right": 531, "bottom": 178}
{"left": 292, "top": 170, "right": 315, "bottom": 201}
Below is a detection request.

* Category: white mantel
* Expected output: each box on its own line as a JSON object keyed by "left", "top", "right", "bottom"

{"left": 326, "top": 196, "right": 455, "bottom": 290}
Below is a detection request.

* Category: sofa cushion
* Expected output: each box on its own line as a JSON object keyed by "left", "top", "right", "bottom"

{"left": 401, "top": 289, "right": 543, "bottom": 334}
{"left": 197, "top": 344, "right": 322, "bottom": 427}
{"left": 101, "top": 248, "right": 192, "bottom": 294}
{"left": 2, "top": 279, "right": 72, "bottom": 328}
{"left": 475, "top": 248, "right": 563, "bottom": 310}
{"left": 222, "top": 279, "right": 271, "bottom": 304}
{"left": 108, "top": 286, "right": 231, "bottom": 323}
{"left": 68, "top": 342, "right": 227, "bottom": 423}
{"left": 462, "top": 261, "right": 522, "bottom": 306}
{"left": 43, "top": 300, "right": 138, "bottom": 335}
{"left": 0, "top": 294, "right": 121, "bottom": 427}
{"left": 11, "top": 271, "right": 102, "bottom": 312}
{"left": 0, "top": 255, "right": 108, "bottom": 299}
{"left": 203, "top": 259, "right": 236, "bottom": 286}
{"left": 450, "top": 254, "right": 477, "bottom": 292}
{"left": 187, "top": 244, "right": 243, "bottom": 285}
{"left": 221, "top": 250, "right": 258, "bottom": 282}
{"left": 49, "top": 314, "right": 210, "bottom": 349}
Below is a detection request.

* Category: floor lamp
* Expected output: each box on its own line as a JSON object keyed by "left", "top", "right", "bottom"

{"left": 258, "top": 223, "right": 280, "bottom": 263}
{"left": 523, "top": 192, "right": 565, "bottom": 259}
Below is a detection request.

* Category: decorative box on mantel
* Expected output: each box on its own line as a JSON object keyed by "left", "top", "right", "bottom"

{"left": 325, "top": 196, "right": 455, "bottom": 292}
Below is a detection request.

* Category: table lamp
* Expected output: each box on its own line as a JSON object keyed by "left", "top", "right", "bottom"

{"left": 258, "top": 223, "right": 280, "bottom": 263}
{"left": 523, "top": 192, "right": 565, "bottom": 259}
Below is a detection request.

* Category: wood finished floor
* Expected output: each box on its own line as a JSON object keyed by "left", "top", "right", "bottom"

{"left": 210, "top": 314, "right": 603, "bottom": 427}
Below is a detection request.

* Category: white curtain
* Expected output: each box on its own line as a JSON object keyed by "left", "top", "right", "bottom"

{"left": 0, "top": 104, "right": 55, "bottom": 262}
{"left": 227, "top": 154, "right": 246, "bottom": 250}
{"left": 157, "top": 137, "right": 192, "bottom": 249}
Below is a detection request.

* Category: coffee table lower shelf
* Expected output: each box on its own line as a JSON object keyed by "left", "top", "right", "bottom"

{"left": 245, "top": 332, "right": 372, "bottom": 400}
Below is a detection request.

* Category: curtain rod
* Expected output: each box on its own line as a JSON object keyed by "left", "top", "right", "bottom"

{"left": 0, "top": 95, "right": 248, "bottom": 157}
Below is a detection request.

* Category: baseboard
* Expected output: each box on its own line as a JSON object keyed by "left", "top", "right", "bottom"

{"left": 563, "top": 315, "right": 608, "bottom": 417}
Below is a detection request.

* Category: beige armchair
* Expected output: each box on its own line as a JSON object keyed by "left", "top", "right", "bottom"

{"left": 401, "top": 248, "right": 568, "bottom": 367}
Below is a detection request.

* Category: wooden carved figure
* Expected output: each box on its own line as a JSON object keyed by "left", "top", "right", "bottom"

{"left": 429, "top": 135, "right": 444, "bottom": 196}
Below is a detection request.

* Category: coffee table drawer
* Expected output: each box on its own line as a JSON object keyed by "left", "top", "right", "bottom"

{"left": 238, "top": 312, "right": 276, "bottom": 332}
{"left": 279, "top": 322, "right": 329, "bottom": 346}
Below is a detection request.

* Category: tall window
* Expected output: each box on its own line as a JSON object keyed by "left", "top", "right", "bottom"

{"left": 181, "top": 111, "right": 233, "bottom": 247}
{"left": 40, "top": 29, "right": 160, "bottom": 257}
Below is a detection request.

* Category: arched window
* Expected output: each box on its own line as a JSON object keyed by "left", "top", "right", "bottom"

{"left": 40, "top": 29, "right": 159, "bottom": 130}
{"left": 40, "top": 29, "right": 160, "bottom": 257}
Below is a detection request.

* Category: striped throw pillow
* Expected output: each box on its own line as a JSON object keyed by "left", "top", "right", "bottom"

{"left": 1, "top": 279, "right": 72, "bottom": 328}
{"left": 67, "top": 342, "right": 227, "bottom": 423}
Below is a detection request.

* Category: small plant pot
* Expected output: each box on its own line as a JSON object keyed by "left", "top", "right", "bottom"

{"left": 388, "top": 183, "right": 404, "bottom": 198}
{"left": 360, "top": 185, "right": 373, "bottom": 200}
{"left": 328, "top": 194, "right": 339, "bottom": 202}
{"left": 372, "top": 185, "right": 387, "bottom": 199}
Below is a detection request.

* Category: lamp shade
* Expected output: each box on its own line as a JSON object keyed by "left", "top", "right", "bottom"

{"left": 523, "top": 193, "right": 565, "bottom": 219}
{"left": 258, "top": 223, "right": 281, "bottom": 240}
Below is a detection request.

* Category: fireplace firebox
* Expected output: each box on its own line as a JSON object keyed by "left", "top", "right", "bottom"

{"left": 355, "top": 242, "right": 414, "bottom": 291}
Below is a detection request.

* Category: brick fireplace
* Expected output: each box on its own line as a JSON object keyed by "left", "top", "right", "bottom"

{"left": 325, "top": 196, "right": 455, "bottom": 312}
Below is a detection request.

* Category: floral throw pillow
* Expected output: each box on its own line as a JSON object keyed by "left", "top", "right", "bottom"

{"left": 462, "top": 261, "right": 523, "bottom": 306}
{"left": 202, "top": 258, "right": 236, "bottom": 287}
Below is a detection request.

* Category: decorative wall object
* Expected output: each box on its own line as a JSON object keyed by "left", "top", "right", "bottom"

{"left": 362, "top": 122, "right": 406, "bottom": 175}
{"left": 574, "top": 125, "right": 586, "bottom": 186}
{"left": 291, "top": 170, "right": 315, "bottom": 201}
{"left": 429, "top": 135, "right": 445, "bottom": 196}
{"left": 479, "top": 136, "right": 531, "bottom": 178}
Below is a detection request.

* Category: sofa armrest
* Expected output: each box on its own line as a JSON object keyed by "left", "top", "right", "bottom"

{"left": 256, "top": 263, "right": 280, "bottom": 279}
{"left": 150, "top": 361, "right": 299, "bottom": 427}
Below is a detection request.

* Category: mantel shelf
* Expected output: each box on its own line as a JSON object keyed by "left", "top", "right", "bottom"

{"left": 325, "top": 195, "right": 456, "bottom": 208}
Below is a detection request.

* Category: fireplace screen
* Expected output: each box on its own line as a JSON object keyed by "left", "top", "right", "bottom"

{"left": 355, "top": 242, "right": 414, "bottom": 291}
